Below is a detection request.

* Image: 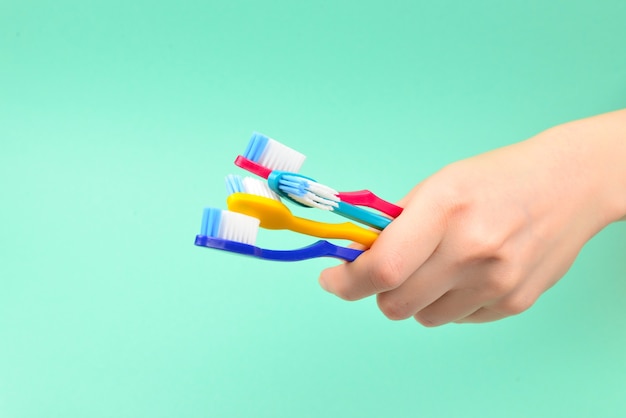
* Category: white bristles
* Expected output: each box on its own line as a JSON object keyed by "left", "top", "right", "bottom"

{"left": 288, "top": 192, "right": 338, "bottom": 210}
{"left": 258, "top": 138, "right": 306, "bottom": 173}
{"left": 218, "top": 211, "right": 260, "bottom": 245}
{"left": 306, "top": 181, "right": 339, "bottom": 201}
{"left": 242, "top": 176, "right": 281, "bottom": 201}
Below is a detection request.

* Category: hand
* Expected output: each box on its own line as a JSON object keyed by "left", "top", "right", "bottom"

{"left": 319, "top": 110, "right": 626, "bottom": 326}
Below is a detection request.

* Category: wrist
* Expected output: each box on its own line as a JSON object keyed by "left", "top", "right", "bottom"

{"left": 546, "top": 110, "right": 626, "bottom": 225}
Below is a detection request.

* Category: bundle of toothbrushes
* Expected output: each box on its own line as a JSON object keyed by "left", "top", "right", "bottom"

{"left": 194, "top": 133, "right": 404, "bottom": 262}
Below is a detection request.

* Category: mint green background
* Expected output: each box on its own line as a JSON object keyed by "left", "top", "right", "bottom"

{"left": 1, "top": 1, "right": 625, "bottom": 417}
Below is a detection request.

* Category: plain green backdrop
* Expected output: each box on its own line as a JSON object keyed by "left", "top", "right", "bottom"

{"left": 1, "top": 1, "right": 625, "bottom": 417}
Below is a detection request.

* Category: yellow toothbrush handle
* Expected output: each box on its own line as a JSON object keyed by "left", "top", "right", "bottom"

{"left": 226, "top": 193, "right": 379, "bottom": 247}
{"left": 289, "top": 216, "right": 379, "bottom": 247}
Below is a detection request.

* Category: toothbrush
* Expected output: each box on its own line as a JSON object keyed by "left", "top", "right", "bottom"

{"left": 267, "top": 170, "right": 391, "bottom": 230}
{"left": 234, "top": 132, "right": 403, "bottom": 218}
{"left": 195, "top": 208, "right": 363, "bottom": 262}
{"left": 225, "top": 174, "right": 379, "bottom": 247}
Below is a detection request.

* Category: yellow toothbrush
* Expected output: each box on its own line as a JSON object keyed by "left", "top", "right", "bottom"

{"left": 225, "top": 175, "right": 379, "bottom": 247}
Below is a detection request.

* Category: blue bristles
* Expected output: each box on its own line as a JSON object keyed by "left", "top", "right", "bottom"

{"left": 225, "top": 174, "right": 245, "bottom": 195}
{"left": 242, "top": 132, "right": 269, "bottom": 162}
{"left": 200, "top": 208, "right": 222, "bottom": 237}
{"left": 278, "top": 175, "right": 309, "bottom": 197}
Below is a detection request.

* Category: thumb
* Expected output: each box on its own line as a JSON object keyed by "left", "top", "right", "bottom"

{"left": 319, "top": 185, "right": 446, "bottom": 300}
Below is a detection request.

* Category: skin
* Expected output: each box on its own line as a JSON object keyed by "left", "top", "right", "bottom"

{"left": 319, "top": 109, "right": 626, "bottom": 326}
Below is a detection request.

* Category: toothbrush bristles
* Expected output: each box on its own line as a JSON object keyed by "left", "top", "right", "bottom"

{"left": 243, "top": 133, "right": 306, "bottom": 173}
{"left": 219, "top": 210, "right": 259, "bottom": 244}
{"left": 277, "top": 175, "right": 340, "bottom": 210}
{"left": 242, "top": 176, "right": 281, "bottom": 201}
{"left": 225, "top": 174, "right": 244, "bottom": 196}
{"left": 226, "top": 174, "right": 281, "bottom": 201}
{"left": 306, "top": 182, "right": 339, "bottom": 201}
{"left": 288, "top": 193, "right": 337, "bottom": 210}
{"left": 201, "top": 207, "right": 260, "bottom": 245}
{"left": 276, "top": 178, "right": 308, "bottom": 196}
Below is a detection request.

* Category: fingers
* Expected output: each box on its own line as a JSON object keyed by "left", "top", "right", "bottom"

{"left": 456, "top": 248, "right": 577, "bottom": 324}
{"left": 379, "top": 257, "right": 545, "bottom": 326}
{"left": 375, "top": 251, "right": 458, "bottom": 320}
{"left": 454, "top": 288, "right": 540, "bottom": 323}
{"left": 452, "top": 272, "right": 545, "bottom": 324}
{"left": 412, "top": 289, "right": 485, "bottom": 326}
{"left": 376, "top": 258, "right": 513, "bottom": 326}
{"left": 319, "top": 193, "right": 445, "bottom": 301}
{"left": 453, "top": 307, "right": 506, "bottom": 323}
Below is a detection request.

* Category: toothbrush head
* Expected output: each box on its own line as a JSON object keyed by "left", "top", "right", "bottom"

{"left": 267, "top": 171, "right": 339, "bottom": 210}
{"left": 235, "top": 132, "right": 306, "bottom": 178}
{"left": 226, "top": 193, "right": 295, "bottom": 231}
{"left": 267, "top": 171, "right": 392, "bottom": 231}
{"left": 195, "top": 207, "right": 263, "bottom": 257}
{"left": 225, "top": 174, "right": 295, "bottom": 230}
{"left": 199, "top": 207, "right": 260, "bottom": 245}
{"left": 225, "top": 174, "right": 281, "bottom": 201}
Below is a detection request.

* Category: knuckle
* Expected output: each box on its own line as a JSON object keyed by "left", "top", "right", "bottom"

{"left": 493, "top": 293, "right": 535, "bottom": 316}
{"left": 461, "top": 223, "right": 506, "bottom": 260}
{"left": 422, "top": 170, "right": 468, "bottom": 219}
{"left": 482, "top": 271, "right": 519, "bottom": 298}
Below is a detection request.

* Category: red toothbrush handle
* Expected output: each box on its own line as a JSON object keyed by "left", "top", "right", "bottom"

{"left": 337, "top": 190, "right": 403, "bottom": 218}
{"left": 234, "top": 155, "right": 272, "bottom": 179}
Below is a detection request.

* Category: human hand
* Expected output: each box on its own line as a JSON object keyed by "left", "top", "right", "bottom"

{"left": 319, "top": 110, "right": 626, "bottom": 325}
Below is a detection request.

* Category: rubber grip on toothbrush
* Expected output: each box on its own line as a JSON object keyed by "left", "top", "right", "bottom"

{"left": 337, "top": 190, "right": 404, "bottom": 218}
{"left": 234, "top": 155, "right": 272, "bottom": 179}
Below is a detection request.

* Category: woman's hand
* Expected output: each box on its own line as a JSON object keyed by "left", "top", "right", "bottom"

{"left": 319, "top": 110, "right": 626, "bottom": 326}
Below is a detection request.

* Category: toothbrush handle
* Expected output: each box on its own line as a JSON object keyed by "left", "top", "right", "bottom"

{"left": 291, "top": 217, "right": 379, "bottom": 247}
{"left": 234, "top": 155, "right": 272, "bottom": 179}
{"left": 195, "top": 235, "right": 363, "bottom": 262}
{"left": 337, "top": 190, "right": 403, "bottom": 218}
{"left": 259, "top": 240, "right": 364, "bottom": 262}
{"left": 335, "top": 201, "right": 391, "bottom": 230}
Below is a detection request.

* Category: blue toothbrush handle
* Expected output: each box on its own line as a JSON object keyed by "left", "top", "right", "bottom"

{"left": 195, "top": 236, "right": 363, "bottom": 262}
{"left": 259, "top": 239, "right": 363, "bottom": 261}
{"left": 335, "top": 201, "right": 391, "bottom": 230}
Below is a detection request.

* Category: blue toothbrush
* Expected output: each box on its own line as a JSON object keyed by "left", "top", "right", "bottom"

{"left": 194, "top": 207, "right": 364, "bottom": 262}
